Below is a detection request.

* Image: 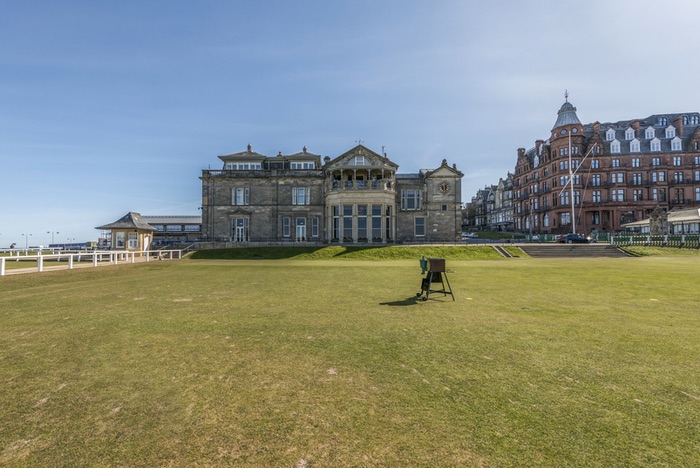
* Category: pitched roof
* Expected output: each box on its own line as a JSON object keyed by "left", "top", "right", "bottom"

{"left": 95, "top": 212, "right": 158, "bottom": 231}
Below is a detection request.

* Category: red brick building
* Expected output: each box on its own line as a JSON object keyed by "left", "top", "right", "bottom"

{"left": 513, "top": 99, "right": 700, "bottom": 235}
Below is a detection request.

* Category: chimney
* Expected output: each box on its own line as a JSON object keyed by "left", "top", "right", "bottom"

{"left": 673, "top": 116, "right": 684, "bottom": 137}
{"left": 592, "top": 121, "right": 600, "bottom": 135}
{"left": 535, "top": 139, "right": 544, "bottom": 154}
{"left": 517, "top": 148, "right": 526, "bottom": 159}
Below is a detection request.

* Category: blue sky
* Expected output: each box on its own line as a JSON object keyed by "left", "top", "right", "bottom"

{"left": 2, "top": 0, "right": 699, "bottom": 246}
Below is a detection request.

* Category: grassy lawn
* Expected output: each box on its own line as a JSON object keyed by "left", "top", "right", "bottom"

{"left": 1, "top": 252, "right": 699, "bottom": 466}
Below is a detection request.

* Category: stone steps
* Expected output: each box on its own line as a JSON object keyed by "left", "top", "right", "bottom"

{"left": 518, "top": 244, "right": 631, "bottom": 258}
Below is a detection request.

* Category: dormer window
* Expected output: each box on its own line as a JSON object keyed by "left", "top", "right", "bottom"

{"left": 692, "top": 115, "right": 699, "bottom": 125}
{"left": 659, "top": 117, "right": 668, "bottom": 126}
{"left": 610, "top": 139, "right": 621, "bottom": 153}
{"left": 625, "top": 128, "right": 634, "bottom": 140}
{"left": 671, "top": 137, "right": 682, "bottom": 151}
{"left": 350, "top": 156, "right": 368, "bottom": 166}
{"left": 683, "top": 116, "right": 689, "bottom": 125}
{"left": 630, "top": 138, "right": 640, "bottom": 152}
{"left": 651, "top": 138, "right": 661, "bottom": 152}
{"left": 665, "top": 126, "right": 676, "bottom": 138}
{"left": 605, "top": 128, "right": 616, "bottom": 141}
{"left": 645, "top": 127, "right": 655, "bottom": 139}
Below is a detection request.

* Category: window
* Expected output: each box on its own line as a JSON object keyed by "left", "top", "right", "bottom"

{"left": 671, "top": 138, "right": 682, "bottom": 151}
{"left": 127, "top": 232, "right": 138, "bottom": 249}
{"left": 559, "top": 160, "right": 569, "bottom": 170}
{"left": 673, "top": 158, "right": 682, "bottom": 168}
{"left": 292, "top": 187, "right": 310, "bottom": 205}
{"left": 651, "top": 171, "right": 666, "bottom": 182}
{"left": 332, "top": 206, "right": 340, "bottom": 240}
{"left": 372, "top": 205, "right": 382, "bottom": 240}
{"left": 560, "top": 191, "right": 570, "bottom": 205}
{"left": 311, "top": 217, "right": 319, "bottom": 238}
{"left": 591, "top": 159, "right": 600, "bottom": 169}
{"left": 633, "top": 189, "right": 643, "bottom": 201}
{"left": 415, "top": 217, "right": 426, "bottom": 237}
{"left": 232, "top": 188, "right": 250, "bottom": 206}
{"left": 674, "top": 172, "right": 684, "bottom": 183}
{"left": 225, "top": 162, "right": 261, "bottom": 170}
{"left": 343, "top": 205, "right": 353, "bottom": 240}
{"left": 673, "top": 188, "right": 685, "bottom": 204}
{"left": 645, "top": 127, "right": 655, "bottom": 139}
{"left": 612, "top": 159, "right": 620, "bottom": 168}
{"left": 611, "top": 173, "right": 624, "bottom": 184}
{"left": 610, "top": 140, "right": 621, "bottom": 153}
{"left": 543, "top": 214, "right": 549, "bottom": 227}
{"left": 574, "top": 191, "right": 581, "bottom": 205}
{"left": 606, "top": 128, "right": 616, "bottom": 141}
{"left": 659, "top": 117, "right": 668, "bottom": 126}
{"left": 695, "top": 170, "right": 700, "bottom": 181}
{"left": 560, "top": 147, "right": 568, "bottom": 156}
{"left": 184, "top": 224, "right": 200, "bottom": 232}
{"left": 559, "top": 176, "right": 569, "bottom": 187}
{"left": 592, "top": 212, "right": 600, "bottom": 225}
{"left": 561, "top": 212, "right": 571, "bottom": 226}
{"left": 591, "top": 174, "right": 601, "bottom": 186}
{"left": 357, "top": 205, "right": 368, "bottom": 239}
{"left": 696, "top": 187, "right": 700, "bottom": 202}
{"left": 166, "top": 225, "right": 183, "bottom": 232}
{"left": 350, "top": 156, "right": 368, "bottom": 166}
{"left": 665, "top": 126, "right": 676, "bottom": 138}
{"left": 652, "top": 188, "right": 667, "bottom": 202}
{"left": 652, "top": 157, "right": 661, "bottom": 167}
{"left": 692, "top": 115, "right": 700, "bottom": 125}
{"left": 651, "top": 138, "right": 661, "bottom": 152}
{"left": 630, "top": 139, "right": 640, "bottom": 152}
{"left": 696, "top": 156, "right": 700, "bottom": 165}
{"left": 401, "top": 190, "right": 422, "bottom": 210}
{"left": 625, "top": 128, "right": 634, "bottom": 140}
{"left": 612, "top": 189, "right": 625, "bottom": 202}
{"left": 282, "top": 217, "right": 291, "bottom": 237}
{"left": 572, "top": 146, "right": 580, "bottom": 155}
{"left": 632, "top": 173, "right": 643, "bottom": 185}
{"left": 290, "top": 161, "right": 315, "bottom": 169}
{"left": 592, "top": 190, "right": 601, "bottom": 203}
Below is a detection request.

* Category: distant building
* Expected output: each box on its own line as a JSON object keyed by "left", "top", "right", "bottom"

{"left": 513, "top": 99, "right": 700, "bottom": 234}
{"left": 142, "top": 216, "right": 202, "bottom": 245}
{"left": 200, "top": 144, "right": 463, "bottom": 244}
{"left": 464, "top": 174, "right": 514, "bottom": 232}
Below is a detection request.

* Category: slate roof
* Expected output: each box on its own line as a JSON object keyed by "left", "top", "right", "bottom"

{"left": 95, "top": 212, "right": 158, "bottom": 231}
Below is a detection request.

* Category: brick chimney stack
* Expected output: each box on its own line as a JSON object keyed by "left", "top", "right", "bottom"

{"left": 673, "top": 116, "right": 685, "bottom": 137}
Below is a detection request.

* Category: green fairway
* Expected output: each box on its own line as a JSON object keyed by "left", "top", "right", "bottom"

{"left": 1, "top": 254, "right": 699, "bottom": 466}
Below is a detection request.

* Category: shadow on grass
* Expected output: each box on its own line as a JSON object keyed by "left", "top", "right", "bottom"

{"left": 190, "top": 245, "right": 391, "bottom": 260}
{"left": 379, "top": 296, "right": 420, "bottom": 306}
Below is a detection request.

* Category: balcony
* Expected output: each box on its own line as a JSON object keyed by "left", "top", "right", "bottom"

{"left": 327, "top": 178, "right": 395, "bottom": 193}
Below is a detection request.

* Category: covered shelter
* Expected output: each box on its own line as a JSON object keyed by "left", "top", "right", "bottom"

{"left": 95, "top": 212, "right": 157, "bottom": 251}
{"left": 622, "top": 208, "right": 700, "bottom": 235}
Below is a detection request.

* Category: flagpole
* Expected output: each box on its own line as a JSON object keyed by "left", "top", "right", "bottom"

{"left": 569, "top": 131, "right": 576, "bottom": 234}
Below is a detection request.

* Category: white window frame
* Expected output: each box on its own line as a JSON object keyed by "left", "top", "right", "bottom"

{"left": 665, "top": 126, "right": 676, "bottom": 138}
{"left": 232, "top": 187, "right": 250, "bottom": 206}
{"left": 651, "top": 138, "right": 661, "bottom": 152}
{"left": 292, "top": 187, "right": 310, "bottom": 206}
{"left": 610, "top": 140, "right": 621, "bottom": 153}
{"left": 128, "top": 232, "right": 138, "bottom": 249}
{"left": 625, "top": 128, "right": 634, "bottom": 140}
{"left": 645, "top": 127, "right": 655, "bottom": 139}
{"left": 671, "top": 137, "right": 682, "bottom": 151}
{"left": 606, "top": 129, "right": 616, "bottom": 141}
{"left": 630, "top": 139, "right": 640, "bottom": 153}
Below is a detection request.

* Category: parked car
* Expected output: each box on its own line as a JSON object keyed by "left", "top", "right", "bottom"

{"left": 461, "top": 232, "right": 478, "bottom": 239}
{"left": 557, "top": 233, "right": 590, "bottom": 244}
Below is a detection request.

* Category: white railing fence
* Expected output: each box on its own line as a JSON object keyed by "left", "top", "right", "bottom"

{"left": 0, "top": 250, "right": 182, "bottom": 276}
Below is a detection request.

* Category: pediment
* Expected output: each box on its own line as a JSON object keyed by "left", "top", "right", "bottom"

{"left": 324, "top": 145, "right": 398, "bottom": 169}
{"left": 426, "top": 164, "right": 463, "bottom": 178}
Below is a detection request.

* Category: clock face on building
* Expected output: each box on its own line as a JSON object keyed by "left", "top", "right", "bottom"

{"left": 439, "top": 182, "right": 450, "bottom": 193}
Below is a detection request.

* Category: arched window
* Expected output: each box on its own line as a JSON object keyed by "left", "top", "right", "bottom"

{"left": 659, "top": 117, "right": 668, "bottom": 126}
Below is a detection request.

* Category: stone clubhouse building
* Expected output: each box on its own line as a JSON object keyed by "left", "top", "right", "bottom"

{"left": 200, "top": 144, "right": 463, "bottom": 244}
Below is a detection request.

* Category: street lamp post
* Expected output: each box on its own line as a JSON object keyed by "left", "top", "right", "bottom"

{"left": 22, "top": 233, "right": 32, "bottom": 249}
{"left": 47, "top": 231, "right": 59, "bottom": 245}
